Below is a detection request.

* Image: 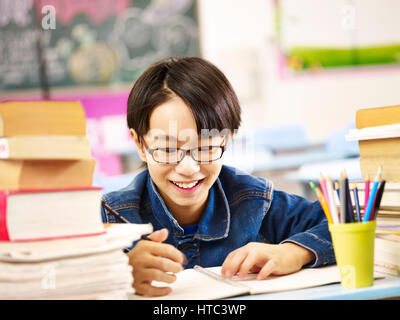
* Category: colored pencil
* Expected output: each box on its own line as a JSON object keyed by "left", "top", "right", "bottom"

{"left": 363, "top": 167, "right": 382, "bottom": 222}
{"left": 364, "top": 175, "right": 370, "bottom": 217}
{"left": 309, "top": 182, "right": 333, "bottom": 224}
{"left": 339, "top": 171, "right": 347, "bottom": 223}
{"left": 334, "top": 181, "right": 340, "bottom": 200}
{"left": 344, "top": 170, "right": 354, "bottom": 223}
{"left": 319, "top": 173, "right": 333, "bottom": 217}
{"left": 351, "top": 183, "right": 362, "bottom": 222}
{"left": 371, "top": 180, "right": 386, "bottom": 221}
{"left": 326, "top": 176, "right": 339, "bottom": 224}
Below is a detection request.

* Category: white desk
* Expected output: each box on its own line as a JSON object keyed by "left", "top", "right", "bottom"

{"left": 229, "top": 274, "right": 400, "bottom": 300}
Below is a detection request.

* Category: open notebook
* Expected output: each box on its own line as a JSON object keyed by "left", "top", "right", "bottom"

{"left": 130, "top": 265, "right": 346, "bottom": 300}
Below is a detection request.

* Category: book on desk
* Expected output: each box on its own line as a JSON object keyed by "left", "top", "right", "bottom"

{"left": 0, "top": 101, "right": 151, "bottom": 300}
{"left": 129, "top": 264, "right": 386, "bottom": 300}
{"left": 346, "top": 104, "right": 400, "bottom": 278}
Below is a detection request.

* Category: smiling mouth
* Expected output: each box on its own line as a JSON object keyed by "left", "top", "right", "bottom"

{"left": 170, "top": 179, "right": 204, "bottom": 189}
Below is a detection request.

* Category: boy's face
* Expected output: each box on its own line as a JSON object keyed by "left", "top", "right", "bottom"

{"left": 131, "top": 95, "right": 230, "bottom": 222}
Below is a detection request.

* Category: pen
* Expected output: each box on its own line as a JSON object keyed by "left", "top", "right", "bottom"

{"left": 101, "top": 200, "right": 151, "bottom": 240}
{"left": 101, "top": 200, "right": 130, "bottom": 223}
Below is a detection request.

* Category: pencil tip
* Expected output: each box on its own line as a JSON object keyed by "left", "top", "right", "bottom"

{"left": 334, "top": 181, "right": 339, "bottom": 189}
{"left": 375, "top": 166, "right": 382, "bottom": 181}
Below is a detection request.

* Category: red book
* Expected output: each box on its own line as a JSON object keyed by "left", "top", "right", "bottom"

{"left": 0, "top": 187, "right": 105, "bottom": 243}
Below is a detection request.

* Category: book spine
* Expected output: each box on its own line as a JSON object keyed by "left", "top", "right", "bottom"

{"left": 10, "top": 230, "right": 106, "bottom": 243}
{"left": 0, "top": 191, "right": 10, "bottom": 241}
{"left": 7, "top": 186, "right": 102, "bottom": 195}
{"left": 359, "top": 138, "right": 400, "bottom": 158}
{"left": 356, "top": 105, "right": 400, "bottom": 129}
{"left": 0, "top": 115, "right": 3, "bottom": 136}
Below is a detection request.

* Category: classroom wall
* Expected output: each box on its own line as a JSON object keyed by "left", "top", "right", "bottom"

{"left": 197, "top": 0, "right": 400, "bottom": 142}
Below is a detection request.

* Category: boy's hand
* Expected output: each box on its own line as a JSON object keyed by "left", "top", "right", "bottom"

{"left": 221, "top": 242, "right": 315, "bottom": 280}
{"left": 127, "top": 228, "right": 186, "bottom": 296}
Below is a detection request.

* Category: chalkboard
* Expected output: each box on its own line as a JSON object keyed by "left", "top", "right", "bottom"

{"left": 0, "top": 0, "right": 199, "bottom": 91}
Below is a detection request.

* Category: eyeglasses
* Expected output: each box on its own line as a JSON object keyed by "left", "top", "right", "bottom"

{"left": 141, "top": 139, "right": 226, "bottom": 164}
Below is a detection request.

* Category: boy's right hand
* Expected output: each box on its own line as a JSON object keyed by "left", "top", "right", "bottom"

{"left": 127, "top": 228, "right": 186, "bottom": 296}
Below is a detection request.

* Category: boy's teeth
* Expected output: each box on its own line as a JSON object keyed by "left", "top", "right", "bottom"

{"left": 173, "top": 180, "right": 199, "bottom": 189}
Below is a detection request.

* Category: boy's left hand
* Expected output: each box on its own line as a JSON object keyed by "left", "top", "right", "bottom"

{"left": 221, "top": 242, "right": 315, "bottom": 280}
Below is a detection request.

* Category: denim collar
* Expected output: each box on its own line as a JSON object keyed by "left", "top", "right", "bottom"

{"left": 146, "top": 173, "right": 230, "bottom": 241}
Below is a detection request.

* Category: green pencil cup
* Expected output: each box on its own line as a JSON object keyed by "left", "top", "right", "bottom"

{"left": 328, "top": 221, "right": 376, "bottom": 289}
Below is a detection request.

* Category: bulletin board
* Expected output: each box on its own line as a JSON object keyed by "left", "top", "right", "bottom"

{"left": 274, "top": 0, "right": 400, "bottom": 75}
{"left": 0, "top": 0, "right": 200, "bottom": 91}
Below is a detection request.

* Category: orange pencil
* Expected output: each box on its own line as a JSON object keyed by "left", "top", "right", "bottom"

{"left": 309, "top": 182, "right": 333, "bottom": 224}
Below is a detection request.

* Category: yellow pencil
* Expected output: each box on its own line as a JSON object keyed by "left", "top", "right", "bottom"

{"left": 316, "top": 186, "right": 333, "bottom": 224}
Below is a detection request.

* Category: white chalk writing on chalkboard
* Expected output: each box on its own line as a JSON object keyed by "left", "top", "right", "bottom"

{"left": 0, "top": 0, "right": 199, "bottom": 90}
{"left": 0, "top": 0, "right": 33, "bottom": 27}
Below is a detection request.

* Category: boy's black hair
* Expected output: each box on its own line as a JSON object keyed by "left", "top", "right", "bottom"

{"left": 127, "top": 56, "right": 241, "bottom": 137}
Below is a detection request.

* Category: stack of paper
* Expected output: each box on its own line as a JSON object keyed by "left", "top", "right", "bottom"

{"left": 375, "top": 231, "right": 400, "bottom": 277}
{"left": 0, "top": 224, "right": 152, "bottom": 300}
{"left": 346, "top": 123, "right": 400, "bottom": 141}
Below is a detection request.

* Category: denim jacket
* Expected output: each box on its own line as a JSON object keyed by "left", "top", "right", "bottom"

{"left": 101, "top": 165, "right": 336, "bottom": 269}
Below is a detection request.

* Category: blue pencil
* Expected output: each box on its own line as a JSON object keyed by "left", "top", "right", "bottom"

{"left": 363, "top": 167, "right": 382, "bottom": 222}
{"left": 351, "top": 183, "right": 362, "bottom": 222}
{"left": 334, "top": 181, "right": 340, "bottom": 199}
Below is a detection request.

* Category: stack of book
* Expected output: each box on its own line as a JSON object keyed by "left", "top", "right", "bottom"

{"left": 374, "top": 231, "right": 400, "bottom": 277}
{"left": 0, "top": 223, "right": 152, "bottom": 299}
{"left": 346, "top": 104, "right": 400, "bottom": 277}
{"left": 0, "top": 101, "right": 151, "bottom": 299}
{"left": 347, "top": 104, "right": 400, "bottom": 181}
{"left": 0, "top": 101, "right": 95, "bottom": 189}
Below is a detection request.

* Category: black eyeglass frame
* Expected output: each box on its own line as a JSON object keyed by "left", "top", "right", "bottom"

{"left": 140, "top": 138, "right": 227, "bottom": 164}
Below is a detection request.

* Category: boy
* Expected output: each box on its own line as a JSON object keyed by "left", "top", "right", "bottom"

{"left": 101, "top": 56, "right": 335, "bottom": 297}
